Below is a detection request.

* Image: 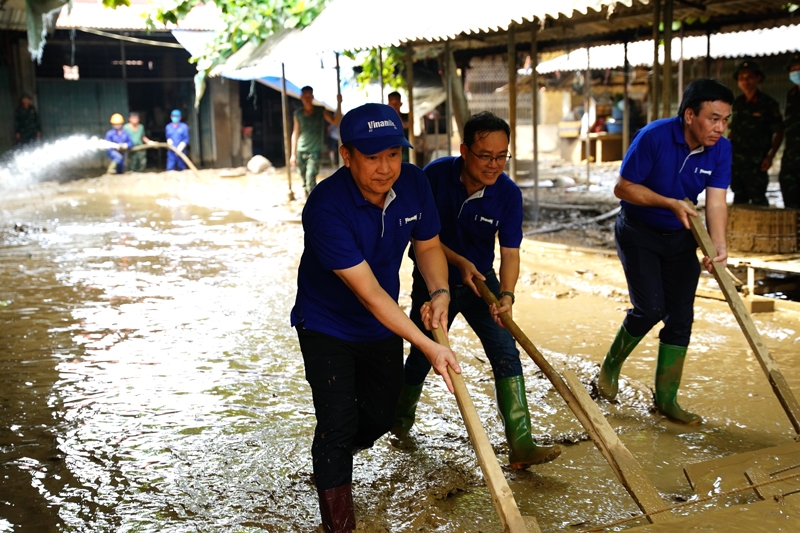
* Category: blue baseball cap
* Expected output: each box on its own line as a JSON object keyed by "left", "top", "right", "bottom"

{"left": 171, "top": 109, "right": 182, "bottom": 117}
{"left": 340, "top": 103, "right": 413, "bottom": 155}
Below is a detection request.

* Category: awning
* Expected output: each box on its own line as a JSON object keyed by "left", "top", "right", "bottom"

{"left": 171, "top": 30, "right": 337, "bottom": 110}
{"left": 297, "top": 0, "right": 649, "bottom": 53}
{"left": 535, "top": 24, "right": 800, "bottom": 74}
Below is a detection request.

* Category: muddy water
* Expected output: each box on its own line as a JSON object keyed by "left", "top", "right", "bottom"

{"left": 2, "top": 172, "right": 800, "bottom": 533}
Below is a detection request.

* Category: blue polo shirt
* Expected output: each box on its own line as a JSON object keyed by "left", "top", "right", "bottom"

{"left": 418, "top": 156, "right": 523, "bottom": 286}
{"left": 620, "top": 116, "right": 731, "bottom": 231}
{"left": 291, "top": 163, "right": 441, "bottom": 342}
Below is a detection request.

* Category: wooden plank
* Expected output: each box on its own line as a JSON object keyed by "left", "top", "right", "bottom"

{"left": 684, "top": 441, "right": 800, "bottom": 494}
{"left": 474, "top": 279, "right": 672, "bottom": 523}
{"left": 563, "top": 370, "right": 672, "bottom": 523}
{"left": 744, "top": 467, "right": 778, "bottom": 500}
{"left": 430, "top": 326, "right": 535, "bottom": 533}
{"left": 687, "top": 209, "right": 800, "bottom": 434}
{"left": 621, "top": 495, "right": 800, "bottom": 532}
{"left": 695, "top": 288, "right": 774, "bottom": 313}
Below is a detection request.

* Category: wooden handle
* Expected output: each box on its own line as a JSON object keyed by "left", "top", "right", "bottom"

{"left": 429, "top": 325, "right": 534, "bottom": 533}
{"left": 473, "top": 279, "right": 671, "bottom": 522}
{"left": 685, "top": 204, "right": 800, "bottom": 434}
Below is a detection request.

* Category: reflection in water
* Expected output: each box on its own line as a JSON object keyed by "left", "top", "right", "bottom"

{"left": 1, "top": 175, "right": 799, "bottom": 532}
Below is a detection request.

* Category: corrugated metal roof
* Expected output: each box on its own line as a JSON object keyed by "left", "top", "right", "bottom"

{"left": 298, "top": 0, "right": 650, "bottom": 53}
{"left": 0, "top": 6, "right": 27, "bottom": 31}
{"left": 55, "top": 0, "right": 224, "bottom": 31}
{"left": 535, "top": 24, "right": 800, "bottom": 73}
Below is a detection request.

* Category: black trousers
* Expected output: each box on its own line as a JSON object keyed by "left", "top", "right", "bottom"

{"left": 297, "top": 326, "right": 404, "bottom": 491}
{"left": 615, "top": 211, "right": 701, "bottom": 347}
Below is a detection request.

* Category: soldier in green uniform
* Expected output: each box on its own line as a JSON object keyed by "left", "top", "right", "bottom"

{"left": 728, "top": 59, "right": 784, "bottom": 206}
{"left": 13, "top": 94, "right": 41, "bottom": 146}
{"left": 780, "top": 53, "right": 800, "bottom": 209}
{"left": 290, "top": 86, "right": 342, "bottom": 196}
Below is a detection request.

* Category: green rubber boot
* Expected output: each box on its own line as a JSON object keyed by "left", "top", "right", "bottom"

{"left": 390, "top": 383, "right": 424, "bottom": 438}
{"left": 598, "top": 325, "right": 644, "bottom": 401}
{"left": 496, "top": 375, "right": 561, "bottom": 469}
{"left": 655, "top": 343, "right": 702, "bottom": 425}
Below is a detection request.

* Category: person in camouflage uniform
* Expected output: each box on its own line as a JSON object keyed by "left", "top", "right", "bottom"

{"left": 780, "top": 53, "right": 800, "bottom": 209}
{"left": 13, "top": 94, "right": 41, "bottom": 146}
{"left": 728, "top": 59, "right": 784, "bottom": 206}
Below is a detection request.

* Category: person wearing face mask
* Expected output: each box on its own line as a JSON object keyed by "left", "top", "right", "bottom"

{"left": 728, "top": 59, "right": 784, "bottom": 206}
{"left": 780, "top": 53, "right": 800, "bottom": 209}
{"left": 165, "top": 109, "right": 190, "bottom": 171}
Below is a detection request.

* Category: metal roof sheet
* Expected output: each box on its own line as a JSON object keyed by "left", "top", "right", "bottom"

{"left": 298, "top": 0, "right": 650, "bottom": 53}
{"left": 55, "top": 0, "right": 224, "bottom": 31}
{"left": 535, "top": 24, "right": 800, "bottom": 73}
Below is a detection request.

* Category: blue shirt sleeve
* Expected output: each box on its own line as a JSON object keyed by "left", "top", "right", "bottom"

{"left": 498, "top": 183, "right": 523, "bottom": 249}
{"left": 707, "top": 139, "right": 732, "bottom": 189}
{"left": 620, "top": 128, "right": 656, "bottom": 184}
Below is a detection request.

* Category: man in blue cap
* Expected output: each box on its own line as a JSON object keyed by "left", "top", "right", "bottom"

{"left": 165, "top": 109, "right": 190, "bottom": 171}
{"left": 291, "top": 103, "right": 461, "bottom": 532}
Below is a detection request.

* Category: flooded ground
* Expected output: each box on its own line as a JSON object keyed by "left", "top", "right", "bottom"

{"left": 2, "top": 168, "right": 800, "bottom": 533}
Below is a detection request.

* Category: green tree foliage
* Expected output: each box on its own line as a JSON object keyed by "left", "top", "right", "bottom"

{"left": 344, "top": 47, "right": 406, "bottom": 90}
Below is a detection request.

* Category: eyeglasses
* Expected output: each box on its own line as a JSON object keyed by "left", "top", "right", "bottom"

{"left": 468, "top": 148, "right": 512, "bottom": 164}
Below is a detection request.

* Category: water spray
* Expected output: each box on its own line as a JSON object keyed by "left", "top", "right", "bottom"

{"left": 0, "top": 135, "right": 118, "bottom": 189}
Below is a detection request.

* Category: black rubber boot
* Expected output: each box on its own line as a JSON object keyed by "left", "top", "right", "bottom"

{"left": 655, "top": 343, "right": 701, "bottom": 425}
{"left": 598, "top": 325, "right": 644, "bottom": 401}
{"left": 496, "top": 375, "right": 561, "bottom": 469}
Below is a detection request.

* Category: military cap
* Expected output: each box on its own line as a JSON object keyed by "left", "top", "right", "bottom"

{"left": 733, "top": 59, "right": 765, "bottom": 81}
{"left": 787, "top": 52, "right": 800, "bottom": 71}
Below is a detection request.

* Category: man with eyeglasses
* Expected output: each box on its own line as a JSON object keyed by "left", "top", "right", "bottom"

{"left": 391, "top": 111, "right": 561, "bottom": 469}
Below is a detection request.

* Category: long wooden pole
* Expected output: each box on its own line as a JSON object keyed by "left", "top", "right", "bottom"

{"left": 445, "top": 40, "right": 453, "bottom": 156}
{"left": 280, "top": 62, "right": 294, "bottom": 201}
{"left": 651, "top": 0, "right": 661, "bottom": 122}
{"left": 661, "top": 0, "right": 673, "bottom": 119}
{"left": 687, "top": 206, "right": 800, "bottom": 434}
{"left": 531, "top": 21, "right": 540, "bottom": 223}
{"left": 406, "top": 43, "right": 416, "bottom": 164}
{"left": 508, "top": 25, "right": 517, "bottom": 182}
{"left": 474, "top": 279, "right": 672, "bottom": 523}
{"left": 429, "top": 326, "right": 535, "bottom": 533}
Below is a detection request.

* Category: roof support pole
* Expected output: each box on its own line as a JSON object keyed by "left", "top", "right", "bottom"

{"left": 584, "top": 48, "right": 591, "bottom": 183}
{"left": 335, "top": 51, "right": 342, "bottom": 154}
{"left": 406, "top": 43, "right": 416, "bottom": 163}
{"left": 651, "top": 0, "right": 661, "bottom": 122}
{"left": 445, "top": 40, "right": 453, "bottom": 156}
{"left": 661, "top": 0, "right": 673, "bottom": 118}
{"left": 530, "top": 20, "right": 539, "bottom": 223}
{"left": 281, "top": 62, "right": 294, "bottom": 201}
{"left": 623, "top": 41, "right": 630, "bottom": 155}
{"left": 378, "top": 46, "right": 384, "bottom": 104}
{"left": 705, "top": 28, "right": 712, "bottom": 78}
{"left": 678, "top": 24, "right": 684, "bottom": 108}
{"left": 507, "top": 24, "right": 517, "bottom": 182}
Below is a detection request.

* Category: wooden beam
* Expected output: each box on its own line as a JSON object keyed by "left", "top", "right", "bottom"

{"left": 430, "top": 326, "right": 535, "bottom": 533}
{"left": 687, "top": 208, "right": 800, "bottom": 434}
{"left": 475, "top": 280, "right": 673, "bottom": 523}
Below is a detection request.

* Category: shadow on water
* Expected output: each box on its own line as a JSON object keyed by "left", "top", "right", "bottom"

{"left": 1, "top": 173, "right": 800, "bottom": 532}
